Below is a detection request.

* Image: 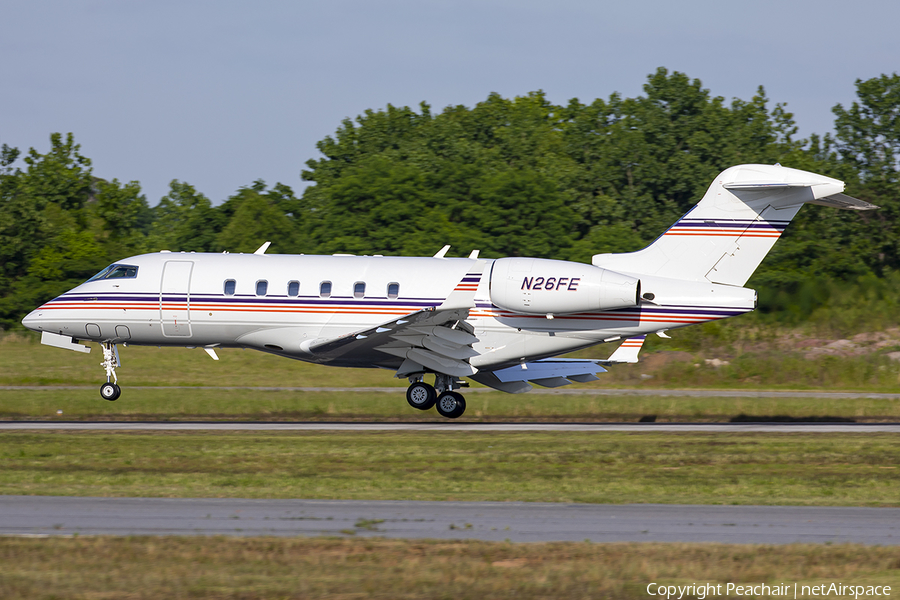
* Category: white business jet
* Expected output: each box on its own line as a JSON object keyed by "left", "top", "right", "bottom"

{"left": 22, "top": 164, "right": 875, "bottom": 418}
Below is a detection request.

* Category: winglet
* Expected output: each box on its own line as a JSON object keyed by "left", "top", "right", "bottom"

{"left": 437, "top": 261, "right": 486, "bottom": 310}
{"left": 254, "top": 241, "right": 271, "bottom": 255}
{"left": 603, "top": 335, "right": 646, "bottom": 364}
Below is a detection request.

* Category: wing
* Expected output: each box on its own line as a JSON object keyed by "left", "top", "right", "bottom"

{"left": 304, "top": 262, "right": 486, "bottom": 378}
{"left": 305, "top": 306, "right": 479, "bottom": 377}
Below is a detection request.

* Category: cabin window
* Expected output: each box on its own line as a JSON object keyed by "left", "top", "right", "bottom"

{"left": 88, "top": 266, "right": 114, "bottom": 282}
{"left": 224, "top": 279, "right": 236, "bottom": 296}
{"left": 88, "top": 264, "right": 139, "bottom": 282}
{"left": 387, "top": 282, "right": 400, "bottom": 299}
{"left": 320, "top": 281, "right": 332, "bottom": 298}
{"left": 354, "top": 282, "right": 366, "bottom": 298}
{"left": 256, "top": 280, "right": 268, "bottom": 296}
{"left": 287, "top": 281, "right": 300, "bottom": 297}
{"left": 106, "top": 265, "right": 138, "bottom": 279}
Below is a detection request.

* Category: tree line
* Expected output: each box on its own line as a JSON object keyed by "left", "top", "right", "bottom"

{"left": 1, "top": 68, "right": 898, "bottom": 330}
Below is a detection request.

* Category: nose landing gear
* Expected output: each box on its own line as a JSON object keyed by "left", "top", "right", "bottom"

{"left": 100, "top": 381, "right": 121, "bottom": 401}
{"left": 99, "top": 342, "right": 121, "bottom": 401}
{"left": 406, "top": 374, "right": 467, "bottom": 418}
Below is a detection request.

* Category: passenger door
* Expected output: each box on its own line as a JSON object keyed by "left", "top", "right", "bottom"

{"left": 160, "top": 261, "right": 193, "bottom": 337}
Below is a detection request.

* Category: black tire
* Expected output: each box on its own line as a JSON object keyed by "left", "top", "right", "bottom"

{"left": 435, "top": 391, "right": 466, "bottom": 419}
{"left": 100, "top": 382, "right": 120, "bottom": 401}
{"left": 406, "top": 382, "right": 436, "bottom": 410}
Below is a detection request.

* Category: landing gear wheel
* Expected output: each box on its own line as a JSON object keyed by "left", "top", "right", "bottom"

{"left": 100, "top": 382, "right": 121, "bottom": 401}
{"left": 435, "top": 391, "right": 466, "bottom": 419}
{"left": 407, "top": 382, "right": 437, "bottom": 410}
{"left": 98, "top": 342, "right": 121, "bottom": 401}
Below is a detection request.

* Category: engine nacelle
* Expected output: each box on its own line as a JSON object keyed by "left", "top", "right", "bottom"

{"left": 489, "top": 258, "right": 640, "bottom": 315}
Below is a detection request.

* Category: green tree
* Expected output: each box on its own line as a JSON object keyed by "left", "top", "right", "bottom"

{"left": 147, "top": 181, "right": 223, "bottom": 252}
{"left": 217, "top": 182, "right": 301, "bottom": 253}
{"left": 0, "top": 134, "right": 105, "bottom": 329}
{"left": 833, "top": 73, "right": 900, "bottom": 189}
{"left": 20, "top": 133, "right": 93, "bottom": 214}
{"left": 6, "top": 71, "right": 898, "bottom": 330}
{"left": 466, "top": 169, "right": 573, "bottom": 258}
{"left": 560, "top": 68, "right": 802, "bottom": 243}
{"left": 1, "top": 142, "right": 20, "bottom": 175}
{"left": 302, "top": 69, "right": 803, "bottom": 261}
{"left": 753, "top": 74, "right": 900, "bottom": 297}
{"left": 93, "top": 178, "right": 153, "bottom": 259}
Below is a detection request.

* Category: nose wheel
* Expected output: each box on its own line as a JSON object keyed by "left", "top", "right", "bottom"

{"left": 100, "top": 382, "right": 121, "bottom": 401}
{"left": 99, "top": 342, "right": 122, "bottom": 401}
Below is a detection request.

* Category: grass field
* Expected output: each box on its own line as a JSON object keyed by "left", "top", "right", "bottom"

{"left": 5, "top": 332, "right": 900, "bottom": 391}
{"left": 2, "top": 431, "right": 897, "bottom": 506}
{"left": 4, "top": 333, "right": 900, "bottom": 422}
{"left": 2, "top": 537, "right": 898, "bottom": 599}
{"left": 4, "top": 338, "right": 898, "bottom": 599}
{"left": 3, "top": 387, "right": 900, "bottom": 422}
{"left": 0, "top": 334, "right": 401, "bottom": 388}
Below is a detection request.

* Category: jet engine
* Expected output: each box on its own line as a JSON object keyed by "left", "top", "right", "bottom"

{"left": 489, "top": 258, "right": 640, "bottom": 315}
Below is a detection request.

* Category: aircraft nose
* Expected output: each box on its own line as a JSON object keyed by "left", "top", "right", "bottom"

{"left": 21, "top": 309, "right": 44, "bottom": 332}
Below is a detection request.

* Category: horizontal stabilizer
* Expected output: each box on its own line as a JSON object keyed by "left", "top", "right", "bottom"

{"left": 808, "top": 193, "right": 878, "bottom": 211}
{"left": 487, "top": 358, "right": 607, "bottom": 390}
{"left": 724, "top": 184, "right": 878, "bottom": 210}
{"left": 723, "top": 182, "right": 814, "bottom": 191}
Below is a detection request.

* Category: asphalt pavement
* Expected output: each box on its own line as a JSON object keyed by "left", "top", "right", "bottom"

{"left": 1, "top": 421, "right": 898, "bottom": 432}
{"left": 2, "top": 496, "right": 897, "bottom": 544}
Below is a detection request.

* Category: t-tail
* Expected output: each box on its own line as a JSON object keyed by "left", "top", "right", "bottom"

{"left": 592, "top": 164, "right": 877, "bottom": 285}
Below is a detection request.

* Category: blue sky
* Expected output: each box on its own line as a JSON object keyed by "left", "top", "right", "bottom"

{"left": 2, "top": 0, "right": 898, "bottom": 204}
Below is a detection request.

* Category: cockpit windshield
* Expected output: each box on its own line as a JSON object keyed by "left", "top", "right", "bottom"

{"left": 87, "top": 264, "right": 139, "bottom": 283}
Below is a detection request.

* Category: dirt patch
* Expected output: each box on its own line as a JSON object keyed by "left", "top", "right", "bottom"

{"left": 640, "top": 351, "right": 694, "bottom": 370}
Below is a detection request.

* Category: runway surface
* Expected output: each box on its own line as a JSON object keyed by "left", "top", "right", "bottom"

{"left": 2, "top": 496, "right": 898, "bottom": 544}
{"left": 5, "top": 385, "right": 900, "bottom": 398}
{"left": 1, "top": 421, "right": 898, "bottom": 432}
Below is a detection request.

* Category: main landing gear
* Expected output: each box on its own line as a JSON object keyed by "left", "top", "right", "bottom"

{"left": 406, "top": 374, "right": 467, "bottom": 419}
{"left": 99, "top": 342, "right": 121, "bottom": 401}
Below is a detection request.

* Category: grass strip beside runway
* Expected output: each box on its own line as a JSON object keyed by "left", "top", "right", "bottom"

{"left": 4, "top": 387, "right": 900, "bottom": 422}
{"left": 1, "top": 537, "right": 898, "bottom": 600}
{"left": 6, "top": 335, "right": 900, "bottom": 392}
{"left": 2, "top": 432, "right": 898, "bottom": 506}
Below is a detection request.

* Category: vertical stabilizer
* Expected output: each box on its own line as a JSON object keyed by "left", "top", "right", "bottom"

{"left": 592, "top": 164, "right": 876, "bottom": 286}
